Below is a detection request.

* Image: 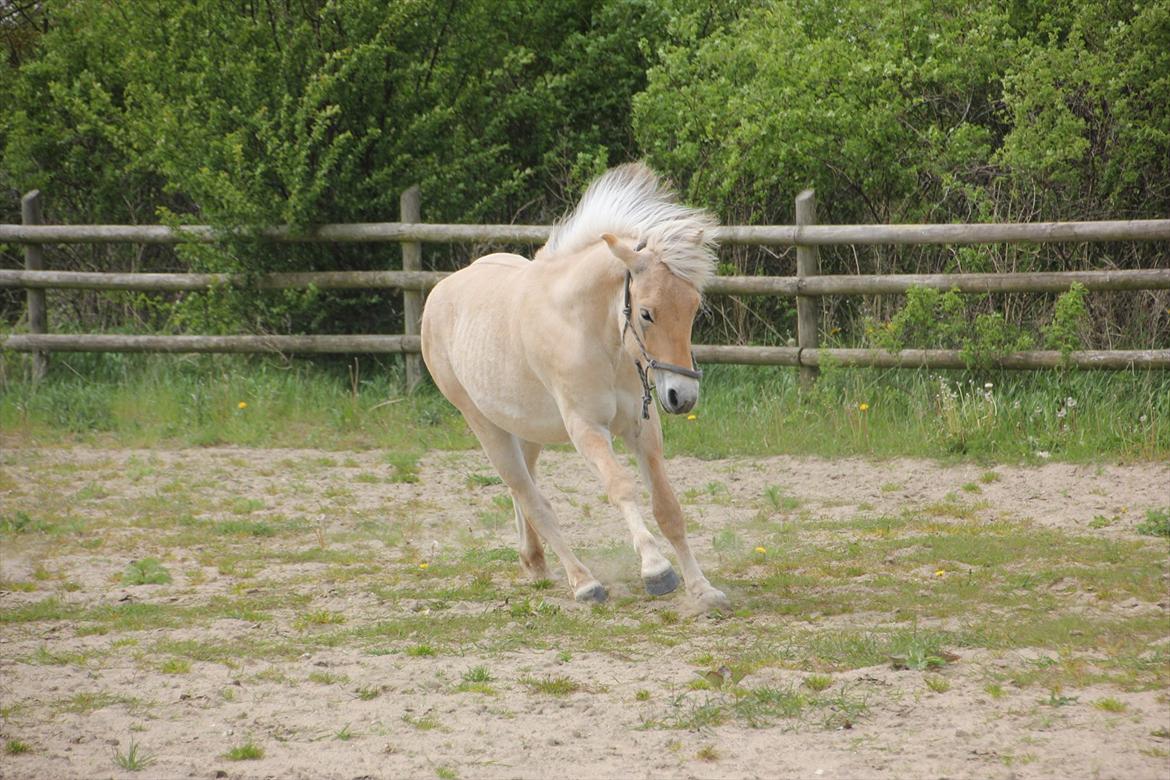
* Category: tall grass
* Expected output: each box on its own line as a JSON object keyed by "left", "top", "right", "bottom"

{"left": 1, "top": 352, "right": 1166, "bottom": 461}
{"left": 0, "top": 353, "right": 471, "bottom": 451}
{"left": 662, "top": 363, "right": 1168, "bottom": 461}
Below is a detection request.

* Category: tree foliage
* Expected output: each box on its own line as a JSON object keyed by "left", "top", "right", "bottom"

{"left": 1, "top": 0, "right": 1166, "bottom": 346}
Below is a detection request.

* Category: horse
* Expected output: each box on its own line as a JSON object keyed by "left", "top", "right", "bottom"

{"left": 421, "top": 162, "right": 729, "bottom": 611}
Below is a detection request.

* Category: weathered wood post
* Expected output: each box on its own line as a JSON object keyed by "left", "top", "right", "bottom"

{"left": 795, "top": 189, "right": 820, "bottom": 389}
{"left": 22, "top": 190, "right": 48, "bottom": 381}
{"left": 400, "top": 185, "right": 423, "bottom": 392}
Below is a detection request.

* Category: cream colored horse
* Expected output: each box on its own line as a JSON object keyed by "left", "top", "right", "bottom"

{"left": 421, "top": 163, "right": 729, "bottom": 611}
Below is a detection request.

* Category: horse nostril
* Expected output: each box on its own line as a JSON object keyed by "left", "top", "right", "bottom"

{"left": 667, "top": 388, "right": 679, "bottom": 409}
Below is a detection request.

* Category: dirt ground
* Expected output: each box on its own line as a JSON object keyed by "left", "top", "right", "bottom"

{"left": 1, "top": 444, "right": 1168, "bottom": 779}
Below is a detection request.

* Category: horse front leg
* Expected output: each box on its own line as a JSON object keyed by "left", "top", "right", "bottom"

{"left": 564, "top": 416, "right": 681, "bottom": 597}
{"left": 630, "top": 414, "right": 730, "bottom": 612}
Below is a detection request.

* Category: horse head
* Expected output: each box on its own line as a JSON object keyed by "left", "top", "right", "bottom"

{"left": 603, "top": 231, "right": 706, "bottom": 415}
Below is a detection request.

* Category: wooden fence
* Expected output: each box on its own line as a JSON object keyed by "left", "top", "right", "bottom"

{"left": 3, "top": 189, "right": 1170, "bottom": 384}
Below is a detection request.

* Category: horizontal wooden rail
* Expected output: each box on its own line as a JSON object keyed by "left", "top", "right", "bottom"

{"left": 3, "top": 218, "right": 1170, "bottom": 246}
{"left": 694, "top": 346, "right": 1170, "bottom": 369}
{"left": 3, "top": 334, "right": 1166, "bottom": 370}
{"left": 0, "top": 334, "right": 420, "bottom": 354}
{"left": 4, "top": 267, "right": 1168, "bottom": 296}
{"left": 0, "top": 269, "right": 449, "bottom": 292}
{"left": 0, "top": 223, "right": 551, "bottom": 245}
{"left": 705, "top": 268, "right": 1170, "bottom": 296}
{"left": 796, "top": 348, "right": 1170, "bottom": 370}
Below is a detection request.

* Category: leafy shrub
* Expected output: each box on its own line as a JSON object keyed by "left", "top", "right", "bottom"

{"left": 1043, "top": 284, "right": 1089, "bottom": 357}
{"left": 867, "top": 286, "right": 1033, "bottom": 368}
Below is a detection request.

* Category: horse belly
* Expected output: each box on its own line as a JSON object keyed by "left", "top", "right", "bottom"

{"left": 427, "top": 263, "right": 570, "bottom": 445}
{"left": 471, "top": 385, "right": 569, "bottom": 444}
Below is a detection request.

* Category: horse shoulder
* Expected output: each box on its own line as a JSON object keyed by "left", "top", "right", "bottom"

{"left": 470, "top": 252, "right": 531, "bottom": 270}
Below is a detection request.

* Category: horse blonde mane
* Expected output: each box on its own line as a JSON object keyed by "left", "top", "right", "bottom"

{"left": 539, "top": 163, "right": 719, "bottom": 291}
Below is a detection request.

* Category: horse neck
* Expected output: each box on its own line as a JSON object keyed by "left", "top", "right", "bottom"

{"left": 544, "top": 242, "right": 627, "bottom": 346}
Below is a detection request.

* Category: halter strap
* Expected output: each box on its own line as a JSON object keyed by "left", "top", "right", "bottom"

{"left": 621, "top": 272, "right": 703, "bottom": 419}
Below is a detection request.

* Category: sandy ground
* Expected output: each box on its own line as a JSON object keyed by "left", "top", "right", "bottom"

{"left": 0, "top": 445, "right": 1168, "bottom": 779}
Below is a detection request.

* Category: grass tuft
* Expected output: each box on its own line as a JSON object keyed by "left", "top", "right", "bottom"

{"left": 112, "top": 738, "right": 155, "bottom": 771}
{"left": 121, "top": 558, "right": 172, "bottom": 586}
{"left": 224, "top": 741, "right": 264, "bottom": 761}
{"left": 522, "top": 675, "right": 581, "bottom": 696}
{"left": 1136, "top": 508, "right": 1170, "bottom": 538}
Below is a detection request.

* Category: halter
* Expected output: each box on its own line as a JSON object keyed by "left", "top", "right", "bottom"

{"left": 621, "top": 271, "right": 703, "bottom": 419}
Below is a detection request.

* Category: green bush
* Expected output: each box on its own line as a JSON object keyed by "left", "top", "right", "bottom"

{"left": 867, "top": 286, "right": 1033, "bottom": 368}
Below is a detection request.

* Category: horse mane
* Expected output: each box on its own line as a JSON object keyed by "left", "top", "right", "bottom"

{"left": 538, "top": 162, "right": 719, "bottom": 291}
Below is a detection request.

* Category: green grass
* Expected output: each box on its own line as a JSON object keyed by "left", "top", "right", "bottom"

{"left": 461, "top": 665, "right": 493, "bottom": 683}
{"left": 5, "top": 739, "right": 32, "bottom": 755}
{"left": 112, "top": 738, "right": 155, "bottom": 771}
{"left": 925, "top": 675, "right": 952, "bottom": 693}
{"left": 160, "top": 657, "right": 191, "bottom": 674}
{"left": 121, "top": 558, "right": 172, "bottom": 585}
{"left": 293, "top": 610, "right": 346, "bottom": 630}
{"left": 224, "top": 741, "right": 264, "bottom": 760}
{"left": 642, "top": 682, "right": 855, "bottom": 731}
{"left": 522, "top": 675, "right": 582, "bottom": 696}
{"left": 0, "top": 354, "right": 473, "bottom": 451}
{"left": 1137, "top": 508, "right": 1170, "bottom": 538}
{"left": 402, "top": 714, "right": 442, "bottom": 731}
{"left": 803, "top": 674, "right": 833, "bottom": 692}
{"left": 0, "top": 356, "right": 1165, "bottom": 461}
{"left": 1094, "top": 697, "right": 1127, "bottom": 713}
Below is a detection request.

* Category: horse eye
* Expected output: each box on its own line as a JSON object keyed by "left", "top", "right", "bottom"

{"left": 640, "top": 308, "right": 654, "bottom": 323}
{"left": 635, "top": 239, "right": 647, "bottom": 252}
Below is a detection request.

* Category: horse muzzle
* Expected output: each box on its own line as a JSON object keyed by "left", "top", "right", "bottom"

{"left": 655, "top": 372, "right": 700, "bottom": 415}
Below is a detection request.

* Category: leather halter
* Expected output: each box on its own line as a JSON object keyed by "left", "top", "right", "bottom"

{"left": 621, "top": 271, "right": 703, "bottom": 419}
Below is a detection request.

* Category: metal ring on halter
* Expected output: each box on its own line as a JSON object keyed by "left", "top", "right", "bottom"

{"left": 621, "top": 272, "right": 703, "bottom": 419}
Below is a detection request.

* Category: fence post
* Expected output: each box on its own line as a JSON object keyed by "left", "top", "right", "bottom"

{"left": 400, "top": 185, "right": 423, "bottom": 392}
{"left": 795, "top": 189, "right": 820, "bottom": 389}
{"left": 22, "top": 190, "right": 48, "bottom": 381}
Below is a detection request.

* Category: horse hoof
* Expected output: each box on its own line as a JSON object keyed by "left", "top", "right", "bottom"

{"left": 697, "top": 587, "right": 731, "bottom": 612}
{"left": 574, "top": 581, "right": 608, "bottom": 603}
{"left": 643, "top": 566, "right": 680, "bottom": 596}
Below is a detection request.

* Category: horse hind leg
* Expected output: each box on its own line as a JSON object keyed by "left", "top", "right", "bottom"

{"left": 513, "top": 440, "right": 549, "bottom": 580}
{"left": 459, "top": 411, "right": 606, "bottom": 603}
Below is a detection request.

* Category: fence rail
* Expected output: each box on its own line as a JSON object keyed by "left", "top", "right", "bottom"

{"left": 3, "top": 189, "right": 1169, "bottom": 376}
{"left": 4, "top": 218, "right": 1170, "bottom": 246}
{"left": 3, "top": 334, "right": 1165, "bottom": 372}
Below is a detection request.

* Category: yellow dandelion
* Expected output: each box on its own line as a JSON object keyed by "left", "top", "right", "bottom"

{"left": 418, "top": 562, "right": 429, "bottom": 570}
{"left": 754, "top": 546, "right": 767, "bottom": 554}
{"left": 859, "top": 403, "right": 870, "bottom": 412}
{"left": 687, "top": 414, "right": 698, "bottom": 421}
{"left": 237, "top": 401, "right": 247, "bottom": 410}
{"left": 934, "top": 569, "right": 945, "bottom": 577}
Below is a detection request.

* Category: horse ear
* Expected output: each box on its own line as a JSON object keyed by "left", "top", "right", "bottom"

{"left": 601, "top": 233, "right": 643, "bottom": 271}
